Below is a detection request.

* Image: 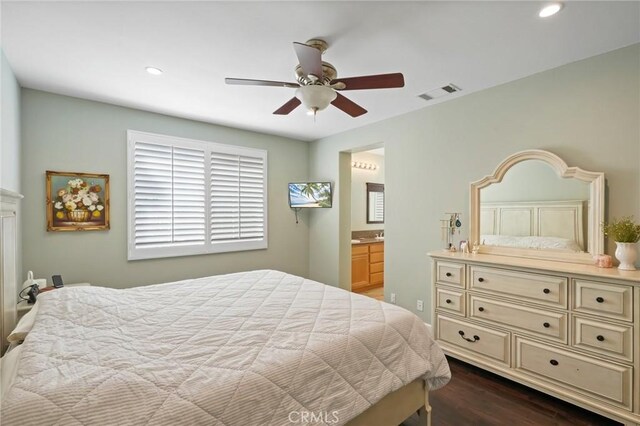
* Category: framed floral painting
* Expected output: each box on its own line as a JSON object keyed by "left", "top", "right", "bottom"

{"left": 46, "top": 171, "right": 110, "bottom": 231}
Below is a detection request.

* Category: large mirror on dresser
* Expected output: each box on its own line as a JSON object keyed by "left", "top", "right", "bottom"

{"left": 470, "top": 149, "right": 604, "bottom": 264}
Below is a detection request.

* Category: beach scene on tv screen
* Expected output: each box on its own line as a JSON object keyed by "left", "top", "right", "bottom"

{"left": 289, "top": 183, "right": 332, "bottom": 207}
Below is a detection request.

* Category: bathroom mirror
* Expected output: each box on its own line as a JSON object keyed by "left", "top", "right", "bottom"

{"left": 470, "top": 150, "right": 604, "bottom": 264}
{"left": 366, "top": 183, "right": 384, "bottom": 224}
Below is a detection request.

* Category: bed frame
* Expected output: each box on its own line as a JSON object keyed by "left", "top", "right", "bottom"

{"left": 480, "top": 200, "right": 587, "bottom": 251}
{"left": 0, "top": 189, "right": 22, "bottom": 355}
{"left": 347, "top": 379, "right": 431, "bottom": 426}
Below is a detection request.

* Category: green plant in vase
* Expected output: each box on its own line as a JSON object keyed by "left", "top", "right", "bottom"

{"left": 602, "top": 216, "right": 640, "bottom": 271}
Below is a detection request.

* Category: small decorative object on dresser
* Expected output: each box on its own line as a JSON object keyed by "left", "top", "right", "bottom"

{"left": 602, "top": 216, "right": 640, "bottom": 271}
{"left": 46, "top": 171, "right": 110, "bottom": 231}
{"left": 593, "top": 254, "right": 613, "bottom": 268}
{"left": 440, "top": 212, "right": 462, "bottom": 250}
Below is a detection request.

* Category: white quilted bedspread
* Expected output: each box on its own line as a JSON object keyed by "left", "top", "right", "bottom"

{"left": 1, "top": 270, "right": 450, "bottom": 426}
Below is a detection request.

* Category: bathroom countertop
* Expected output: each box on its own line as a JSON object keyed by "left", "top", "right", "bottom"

{"left": 351, "top": 238, "right": 384, "bottom": 245}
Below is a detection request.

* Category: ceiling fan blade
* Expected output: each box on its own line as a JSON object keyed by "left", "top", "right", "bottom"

{"left": 225, "top": 78, "right": 299, "bottom": 89}
{"left": 331, "top": 93, "right": 367, "bottom": 117}
{"left": 293, "top": 42, "right": 322, "bottom": 79}
{"left": 330, "top": 73, "right": 405, "bottom": 91}
{"left": 273, "top": 97, "right": 302, "bottom": 115}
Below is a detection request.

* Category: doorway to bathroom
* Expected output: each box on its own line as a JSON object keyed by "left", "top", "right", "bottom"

{"left": 349, "top": 146, "right": 385, "bottom": 301}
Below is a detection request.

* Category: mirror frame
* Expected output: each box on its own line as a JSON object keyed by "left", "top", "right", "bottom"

{"left": 366, "top": 182, "right": 385, "bottom": 224}
{"left": 470, "top": 149, "right": 604, "bottom": 264}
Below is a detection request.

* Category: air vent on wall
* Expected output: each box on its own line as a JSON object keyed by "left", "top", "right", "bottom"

{"left": 418, "top": 83, "right": 461, "bottom": 102}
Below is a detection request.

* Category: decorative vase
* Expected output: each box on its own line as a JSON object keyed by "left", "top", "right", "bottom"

{"left": 68, "top": 209, "right": 90, "bottom": 222}
{"left": 614, "top": 242, "right": 638, "bottom": 271}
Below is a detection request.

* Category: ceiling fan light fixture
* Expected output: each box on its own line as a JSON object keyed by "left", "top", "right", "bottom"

{"left": 539, "top": 3, "right": 563, "bottom": 18}
{"left": 145, "top": 66, "right": 163, "bottom": 76}
{"left": 295, "top": 85, "right": 337, "bottom": 114}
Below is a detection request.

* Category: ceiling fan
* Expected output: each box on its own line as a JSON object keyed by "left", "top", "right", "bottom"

{"left": 225, "top": 39, "right": 405, "bottom": 118}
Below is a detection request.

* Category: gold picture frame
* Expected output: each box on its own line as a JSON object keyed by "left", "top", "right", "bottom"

{"left": 46, "top": 171, "right": 110, "bottom": 231}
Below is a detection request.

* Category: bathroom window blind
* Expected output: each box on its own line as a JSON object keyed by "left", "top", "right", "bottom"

{"left": 127, "top": 131, "right": 267, "bottom": 260}
{"left": 374, "top": 192, "right": 384, "bottom": 221}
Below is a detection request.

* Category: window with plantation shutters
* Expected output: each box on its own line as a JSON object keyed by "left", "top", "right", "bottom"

{"left": 127, "top": 131, "right": 267, "bottom": 260}
{"left": 210, "top": 153, "right": 265, "bottom": 243}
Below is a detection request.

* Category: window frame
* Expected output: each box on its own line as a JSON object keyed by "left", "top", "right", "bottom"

{"left": 127, "top": 130, "right": 268, "bottom": 261}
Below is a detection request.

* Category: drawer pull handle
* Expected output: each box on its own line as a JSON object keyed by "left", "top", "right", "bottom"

{"left": 549, "top": 359, "right": 559, "bottom": 366}
{"left": 478, "top": 307, "right": 485, "bottom": 312}
{"left": 596, "top": 297, "right": 604, "bottom": 303}
{"left": 445, "top": 299, "right": 452, "bottom": 304}
{"left": 543, "top": 322, "right": 550, "bottom": 328}
{"left": 458, "top": 330, "right": 480, "bottom": 343}
{"left": 478, "top": 277, "right": 485, "bottom": 282}
{"left": 597, "top": 335, "right": 605, "bottom": 342}
{"left": 445, "top": 272, "right": 452, "bottom": 277}
{"left": 543, "top": 288, "right": 550, "bottom": 294}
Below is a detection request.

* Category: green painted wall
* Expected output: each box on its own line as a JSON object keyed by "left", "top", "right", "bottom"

{"left": 309, "top": 44, "right": 640, "bottom": 321}
{"left": 21, "top": 90, "right": 310, "bottom": 288}
{"left": 1, "top": 50, "right": 21, "bottom": 192}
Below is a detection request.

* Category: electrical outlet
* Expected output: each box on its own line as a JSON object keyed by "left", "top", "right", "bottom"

{"left": 417, "top": 300, "right": 424, "bottom": 312}
{"left": 390, "top": 293, "right": 396, "bottom": 304}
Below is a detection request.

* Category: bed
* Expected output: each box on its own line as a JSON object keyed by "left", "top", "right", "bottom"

{"left": 480, "top": 200, "right": 587, "bottom": 252}
{"left": 0, "top": 270, "right": 450, "bottom": 426}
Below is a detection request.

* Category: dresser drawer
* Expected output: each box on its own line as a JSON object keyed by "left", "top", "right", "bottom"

{"left": 370, "top": 243, "right": 384, "bottom": 253}
{"left": 573, "top": 279, "right": 632, "bottom": 322}
{"left": 370, "top": 272, "right": 383, "bottom": 286}
{"left": 370, "top": 252, "right": 384, "bottom": 263}
{"left": 515, "top": 337, "right": 632, "bottom": 410}
{"left": 436, "top": 288, "right": 465, "bottom": 315}
{"left": 469, "top": 266, "right": 567, "bottom": 308}
{"left": 469, "top": 295, "right": 567, "bottom": 343}
{"left": 370, "top": 262, "right": 384, "bottom": 274}
{"left": 572, "top": 316, "right": 633, "bottom": 362}
{"left": 352, "top": 244, "right": 369, "bottom": 255}
{"left": 437, "top": 315, "right": 510, "bottom": 365}
{"left": 436, "top": 262, "right": 465, "bottom": 288}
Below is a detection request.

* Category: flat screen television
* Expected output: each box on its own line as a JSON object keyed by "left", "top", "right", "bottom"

{"left": 288, "top": 182, "right": 333, "bottom": 208}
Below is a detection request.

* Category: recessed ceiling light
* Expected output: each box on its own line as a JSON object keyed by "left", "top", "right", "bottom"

{"left": 145, "top": 67, "right": 163, "bottom": 76}
{"left": 539, "top": 3, "right": 563, "bottom": 18}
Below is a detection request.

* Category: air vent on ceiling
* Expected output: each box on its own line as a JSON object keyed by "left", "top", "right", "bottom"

{"left": 418, "top": 84, "right": 461, "bottom": 102}
{"left": 442, "top": 84, "right": 460, "bottom": 93}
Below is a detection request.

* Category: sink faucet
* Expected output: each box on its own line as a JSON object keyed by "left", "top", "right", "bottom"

{"left": 377, "top": 231, "right": 384, "bottom": 238}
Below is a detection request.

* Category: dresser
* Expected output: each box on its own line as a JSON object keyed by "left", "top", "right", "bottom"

{"left": 352, "top": 242, "right": 384, "bottom": 292}
{"left": 429, "top": 251, "right": 640, "bottom": 425}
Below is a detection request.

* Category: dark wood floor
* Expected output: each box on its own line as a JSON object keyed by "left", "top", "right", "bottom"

{"left": 429, "top": 357, "right": 621, "bottom": 426}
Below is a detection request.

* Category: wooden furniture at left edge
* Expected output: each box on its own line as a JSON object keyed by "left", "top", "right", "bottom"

{"left": 0, "top": 189, "right": 23, "bottom": 355}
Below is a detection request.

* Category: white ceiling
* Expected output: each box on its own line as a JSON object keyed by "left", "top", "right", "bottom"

{"left": 2, "top": 2, "right": 638, "bottom": 142}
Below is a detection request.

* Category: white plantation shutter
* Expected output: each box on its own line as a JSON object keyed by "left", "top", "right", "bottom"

{"left": 128, "top": 131, "right": 267, "bottom": 260}
{"left": 133, "top": 142, "right": 173, "bottom": 248}
{"left": 374, "top": 192, "right": 384, "bottom": 221}
{"left": 171, "top": 147, "right": 206, "bottom": 244}
{"left": 210, "top": 153, "right": 265, "bottom": 243}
